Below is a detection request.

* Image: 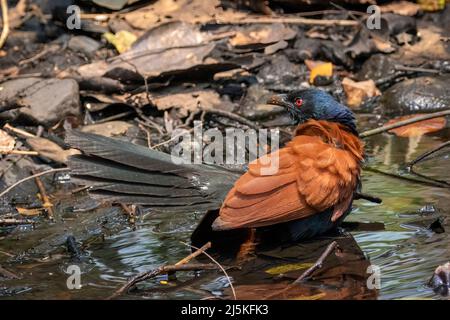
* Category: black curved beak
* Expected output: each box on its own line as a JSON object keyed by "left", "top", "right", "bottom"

{"left": 266, "top": 94, "right": 290, "bottom": 109}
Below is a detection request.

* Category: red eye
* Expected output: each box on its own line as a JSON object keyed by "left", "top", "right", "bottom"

{"left": 295, "top": 98, "right": 303, "bottom": 108}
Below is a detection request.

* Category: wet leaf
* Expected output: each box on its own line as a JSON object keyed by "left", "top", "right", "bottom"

{"left": 380, "top": 1, "right": 422, "bottom": 16}
{"left": 229, "top": 24, "right": 296, "bottom": 47}
{"left": 417, "top": 0, "right": 446, "bottom": 11}
{"left": 342, "top": 77, "right": 381, "bottom": 108}
{"left": 265, "top": 262, "right": 314, "bottom": 275}
{"left": 26, "top": 137, "right": 81, "bottom": 164}
{"left": 80, "top": 121, "right": 133, "bottom": 137}
{"left": 387, "top": 114, "right": 447, "bottom": 137}
{"left": 151, "top": 90, "right": 226, "bottom": 116}
{"left": 0, "top": 129, "right": 15, "bottom": 152}
{"left": 105, "top": 22, "right": 221, "bottom": 80}
{"left": 16, "top": 207, "right": 42, "bottom": 217}
{"left": 103, "top": 30, "right": 137, "bottom": 53}
{"left": 305, "top": 60, "right": 333, "bottom": 84}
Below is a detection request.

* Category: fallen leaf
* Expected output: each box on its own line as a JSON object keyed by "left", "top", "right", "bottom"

{"left": 103, "top": 30, "right": 137, "bottom": 53}
{"left": 0, "top": 129, "right": 15, "bottom": 152}
{"left": 305, "top": 60, "right": 333, "bottom": 84}
{"left": 380, "top": 1, "right": 422, "bottom": 16}
{"left": 387, "top": 114, "right": 447, "bottom": 137}
{"left": 80, "top": 121, "right": 133, "bottom": 137}
{"left": 399, "top": 27, "right": 450, "bottom": 62}
{"left": 151, "top": 90, "right": 225, "bottom": 116}
{"left": 372, "top": 37, "right": 396, "bottom": 54}
{"left": 342, "top": 77, "right": 381, "bottom": 108}
{"left": 16, "top": 207, "right": 42, "bottom": 216}
{"left": 417, "top": 0, "right": 446, "bottom": 11}
{"left": 230, "top": 24, "right": 296, "bottom": 47}
{"left": 27, "top": 137, "right": 81, "bottom": 164}
{"left": 265, "top": 262, "right": 314, "bottom": 275}
{"left": 105, "top": 22, "right": 221, "bottom": 80}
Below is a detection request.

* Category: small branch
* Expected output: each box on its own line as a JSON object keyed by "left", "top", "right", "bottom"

{"left": 217, "top": 16, "right": 359, "bottom": 27}
{"left": 0, "top": 150, "right": 39, "bottom": 155}
{"left": 0, "top": 0, "right": 9, "bottom": 49}
{"left": 0, "top": 265, "right": 20, "bottom": 279}
{"left": 201, "top": 108, "right": 260, "bottom": 130}
{"left": 265, "top": 241, "right": 338, "bottom": 300}
{"left": 32, "top": 170, "right": 55, "bottom": 221}
{"left": 108, "top": 242, "right": 212, "bottom": 299}
{"left": 363, "top": 166, "right": 450, "bottom": 188}
{"left": 407, "top": 141, "right": 450, "bottom": 168}
{"left": 181, "top": 241, "right": 237, "bottom": 300}
{"left": 0, "top": 167, "right": 69, "bottom": 198}
{"left": 0, "top": 218, "right": 35, "bottom": 226}
{"left": 176, "top": 242, "right": 211, "bottom": 266}
{"left": 354, "top": 192, "right": 382, "bottom": 204}
{"left": 359, "top": 110, "right": 450, "bottom": 138}
{"left": 3, "top": 123, "right": 36, "bottom": 138}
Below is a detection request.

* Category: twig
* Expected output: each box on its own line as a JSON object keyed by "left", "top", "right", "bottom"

{"left": 108, "top": 242, "right": 212, "bottom": 299}
{"left": 176, "top": 242, "right": 212, "bottom": 266}
{"left": 18, "top": 44, "right": 59, "bottom": 66}
{"left": 0, "top": 167, "right": 69, "bottom": 198}
{"left": 359, "top": 110, "right": 450, "bottom": 138}
{"left": 32, "top": 170, "right": 55, "bottom": 221}
{"left": 94, "top": 111, "right": 135, "bottom": 124}
{"left": 0, "top": 265, "right": 19, "bottom": 279}
{"left": 3, "top": 123, "right": 36, "bottom": 138}
{"left": 0, "top": 150, "right": 38, "bottom": 156}
{"left": 0, "top": 218, "right": 35, "bottom": 225}
{"left": 0, "top": 0, "right": 9, "bottom": 49}
{"left": 201, "top": 108, "right": 260, "bottom": 130}
{"left": 265, "top": 241, "right": 338, "bottom": 300}
{"left": 217, "top": 16, "right": 358, "bottom": 27}
{"left": 407, "top": 141, "right": 450, "bottom": 168}
{"left": 354, "top": 192, "right": 382, "bottom": 204}
{"left": 181, "top": 241, "right": 236, "bottom": 300}
{"left": 363, "top": 166, "right": 450, "bottom": 188}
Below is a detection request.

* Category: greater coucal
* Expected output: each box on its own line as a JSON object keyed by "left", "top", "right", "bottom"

{"left": 66, "top": 89, "right": 364, "bottom": 241}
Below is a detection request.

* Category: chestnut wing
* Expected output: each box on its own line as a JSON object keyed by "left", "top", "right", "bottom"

{"left": 213, "top": 135, "right": 361, "bottom": 230}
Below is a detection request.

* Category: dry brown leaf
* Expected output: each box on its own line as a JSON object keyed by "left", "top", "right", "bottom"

{"left": 387, "top": 114, "right": 447, "bottom": 137}
{"left": 0, "top": 129, "right": 15, "bottom": 152}
{"left": 16, "top": 207, "right": 42, "bottom": 217}
{"left": 80, "top": 121, "right": 133, "bottom": 137}
{"left": 305, "top": 60, "right": 333, "bottom": 84}
{"left": 342, "top": 77, "right": 381, "bottom": 108}
{"left": 229, "top": 24, "right": 296, "bottom": 47}
{"left": 380, "top": 1, "right": 422, "bottom": 16}
{"left": 399, "top": 27, "right": 450, "bottom": 62}
{"left": 27, "top": 137, "right": 81, "bottom": 164}
{"left": 151, "top": 90, "right": 223, "bottom": 116}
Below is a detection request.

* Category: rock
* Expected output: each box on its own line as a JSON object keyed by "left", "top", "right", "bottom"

{"left": 0, "top": 78, "right": 80, "bottom": 127}
{"left": 380, "top": 75, "right": 450, "bottom": 116}
{"left": 257, "top": 54, "right": 304, "bottom": 89}
{"left": 68, "top": 36, "right": 101, "bottom": 56}
{"left": 429, "top": 262, "right": 450, "bottom": 296}
{"left": 357, "top": 54, "right": 397, "bottom": 82}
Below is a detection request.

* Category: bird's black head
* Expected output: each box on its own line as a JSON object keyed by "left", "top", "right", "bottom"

{"left": 267, "top": 89, "right": 357, "bottom": 135}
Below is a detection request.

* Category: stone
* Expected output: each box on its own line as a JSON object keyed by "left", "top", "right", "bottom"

{"left": 0, "top": 78, "right": 80, "bottom": 127}
{"left": 68, "top": 36, "right": 101, "bottom": 56}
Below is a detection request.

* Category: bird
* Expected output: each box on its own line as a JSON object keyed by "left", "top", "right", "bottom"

{"left": 66, "top": 88, "right": 365, "bottom": 243}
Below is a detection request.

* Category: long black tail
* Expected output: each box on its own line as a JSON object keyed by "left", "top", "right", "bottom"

{"left": 66, "top": 130, "right": 241, "bottom": 213}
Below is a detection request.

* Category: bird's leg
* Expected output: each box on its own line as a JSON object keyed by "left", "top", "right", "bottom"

{"left": 236, "top": 228, "right": 258, "bottom": 263}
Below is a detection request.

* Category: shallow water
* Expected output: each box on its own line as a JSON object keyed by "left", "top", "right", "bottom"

{"left": 0, "top": 129, "right": 449, "bottom": 300}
